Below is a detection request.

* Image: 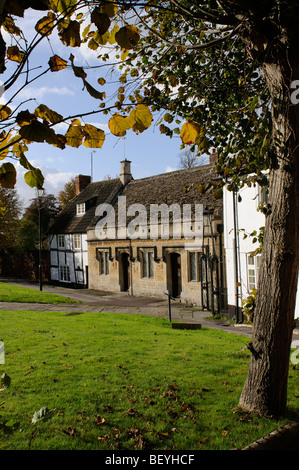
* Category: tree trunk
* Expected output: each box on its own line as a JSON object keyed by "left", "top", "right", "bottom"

{"left": 239, "top": 57, "right": 299, "bottom": 416}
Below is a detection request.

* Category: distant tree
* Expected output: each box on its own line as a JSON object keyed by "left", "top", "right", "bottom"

{"left": 16, "top": 218, "right": 39, "bottom": 251}
{"left": 23, "top": 193, "right": 60, "bottom": 242}
{"left": 178, "top": 149, "right": 201, "bottom": 169}
{"left": 0, "top": 188, "right": 22, "bottom": 252}
{"left": 58, "top": 178, "right": 76, "bottom": 208}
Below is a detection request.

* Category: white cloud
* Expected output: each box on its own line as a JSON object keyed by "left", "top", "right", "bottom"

{"left": 165, "top": 165, "right": 177, "bottom": 173}
{"left": 15, "top": 160, "right": 76, "bottom": 209}
{"left": 18, "top": 86, "right": 75, "bottom": 101}
{"left": 46, "top": 171, "right": 75, "bottom": 190}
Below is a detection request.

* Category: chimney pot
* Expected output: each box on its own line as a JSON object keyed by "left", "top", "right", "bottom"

{"left": 120, "top": 159, "right": 132, "bottom": 185}
{"left": 75, "top": 175, "right": 91, "bottom": 195}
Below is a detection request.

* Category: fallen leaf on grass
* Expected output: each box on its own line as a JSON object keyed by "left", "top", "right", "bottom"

{"left": 125, "top": 408, "right": 136, "bottom": 417}
{"left": 0, "top": 373, "right": 11, "bottom": 390}
{"left": 94, "top": 415, "right": 105, "bottom": 425}
{"left": 62, "top": 426, "right": 76, "bottom": 436}
{"left": 32, "top": 407, "right": 55, "bottom": 424}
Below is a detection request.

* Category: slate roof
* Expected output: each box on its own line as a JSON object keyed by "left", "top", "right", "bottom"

{"left": 90, "top": 163, "right": 222, "bottom": 227}
{"left": 48, "top": 178, "right": 123, "bottom": 234}
{"left": 49, "top": 164, "right": 222, "bottom": 235}
{"left": 121, "top": 164, "right": 221, "bottom": 211}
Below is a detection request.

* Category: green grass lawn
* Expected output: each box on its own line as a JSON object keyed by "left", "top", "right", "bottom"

{"left": 0, "top": 310, "right": 298, "bottom": 450}
{"left": 0, "top": 282, "right": 78, "bottom": 304}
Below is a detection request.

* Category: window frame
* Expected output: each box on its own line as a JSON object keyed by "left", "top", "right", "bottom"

{"left": 58, "top": 234, "right": 65, "bottom": 249}
{"left": 59, "top": 265, "right": 70, "bottom": 282}
{"left": 73, "top": 233, "right": 81, "bottom": 250}
{"left": 142, "top": 250, "right": 154, "bottom": 279}
{"left": 76, "top": 203, "right": 85, "bottom": 216}
{"left": 98, "top": 251, "right": 109, "bottom": 276}
{"left": 188, "top": 251, "right": 204, "bottom": 283}
{"left": 247, "top": 254, "right": 261, "bottom": 291}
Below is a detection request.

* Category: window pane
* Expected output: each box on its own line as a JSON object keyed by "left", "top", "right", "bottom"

{"left": 58, "top": 235, "right": 65, "bottom": 248}
{"left": 190, "top": 252, "right": 196, "bottom": 281}
{"left": 76, "top": 203, "right": 85, "bottom": 215}
{"left": 148, "top": 252, "right": 154, "bottom": 278}
{"left": 74, "top": 234, "right": 81, "bottom": 249}
{"left": 142, "top": 251, "right": 147, "bottom": 278}
{"left": 101, "top": 253, "right": 105, "bottom": 275}
{"left": 105, "top": 252, "right": 109, "bottom": 275}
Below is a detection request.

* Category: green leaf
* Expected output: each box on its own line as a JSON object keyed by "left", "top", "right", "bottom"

{"left": 24, "top": 168, "right": 44, "bottom": 189}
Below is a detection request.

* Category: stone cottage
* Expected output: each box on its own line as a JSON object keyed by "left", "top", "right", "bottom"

{"left": 86, "top": 158, "right": 226, "bottom": 311}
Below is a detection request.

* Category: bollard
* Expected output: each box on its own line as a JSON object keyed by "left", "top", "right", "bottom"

{"left": 164, "top": 292, "right": 175, "bottom": 322}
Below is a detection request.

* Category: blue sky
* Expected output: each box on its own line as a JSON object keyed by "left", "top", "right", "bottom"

{"left": 1, "top": 8, "right": 209, "bottom": 209}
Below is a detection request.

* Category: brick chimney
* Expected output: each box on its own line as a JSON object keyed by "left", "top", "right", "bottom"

{"left": 210, "top": 148, "right": 218, "bottom": 165}
{"left": 120, "top": 159, "right": 132, "bottom": 185}
{"left": 75, "top": 174, "right": 91, "bottom": 195}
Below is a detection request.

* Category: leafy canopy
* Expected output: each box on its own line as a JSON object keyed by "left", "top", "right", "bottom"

{"left": 0, "top": 0, "right": 271, "bottom": 191}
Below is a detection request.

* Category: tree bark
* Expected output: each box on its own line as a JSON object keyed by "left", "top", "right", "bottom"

{"left": 239, "top": 56, "right": 299, "bottom": 416}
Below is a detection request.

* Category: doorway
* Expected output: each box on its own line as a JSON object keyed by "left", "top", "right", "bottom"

{"left": 169, "top": 252, "right": 182, "bottom": 298}
{"left": 120, "top": 252, "right": 130, "bottom": 292}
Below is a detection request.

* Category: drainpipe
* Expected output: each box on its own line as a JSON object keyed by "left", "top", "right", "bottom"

{"left": 232, "top": 186, "right": 242, "bottom": 323}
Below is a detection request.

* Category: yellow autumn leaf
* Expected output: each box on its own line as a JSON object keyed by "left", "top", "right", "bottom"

{"left": 130, "top": 104, "right": 153, "bottom": 134}
{"left": 35, "top": 104, "right": 63, "bottom": 124}
{"left": 58, "top": 20, "right": 81, "bottom": 47}
{"left": 48, "top": 55, "right": 68, "bottom": 72}
{"left": 65, "top": 122, "right": 85, "bottom": 147}
{"left": 35, "top": 11, "right": 56, "bottom": 36}
{"left": 7, "top": 46, "right": 24, "bottom": 63}
{"left": 0, "top": 105, "right": 12, "bottom": 120}
{"left": 83, "top": 124, "right": 105, "bottom": 148}
{"left": 115, "top": 24, "right": 140, "bottom": 50}
{"left": 91, "top": 9, "right": 111, "bottom": 35}
{"left": 100, "top": 0, "right": 118, "bottom": 18}
{"left": 121, "top": 49, "right": 129, "bottom": 61}
{"left": 108, "top": 113, "right": 134, "bottom": 136}
{"left": 180, "top": 121, "right": 201, "bottom": 145}
{"left": 3, "top": 16, "right": 21, "bottom": 35}
{"left": 0, "top": 162, "right": 17, "bottom": 188}
{"left": 109, "top": 23, "right": 119, "bottom": 44}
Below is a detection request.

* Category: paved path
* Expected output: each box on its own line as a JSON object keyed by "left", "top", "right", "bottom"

{"left": 0, "top": 279, "right": 254, "bottom": 337}
{"left": 1, "top": 279, "right": 298, "bottom": 342}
